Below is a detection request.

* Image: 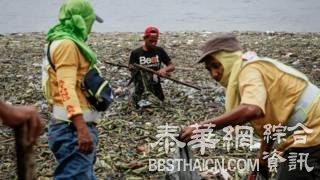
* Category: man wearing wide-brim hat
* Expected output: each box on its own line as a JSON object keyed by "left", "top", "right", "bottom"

{"left": 180, "top": 33, "right": 320, "bottom": 179}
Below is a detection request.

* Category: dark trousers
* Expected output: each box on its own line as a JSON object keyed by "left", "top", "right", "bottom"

{"left": 132, "top": 73, "right": 164, "bottom": 104}
{"left": 276, "top": 145, "right": 320, "bottom": 180}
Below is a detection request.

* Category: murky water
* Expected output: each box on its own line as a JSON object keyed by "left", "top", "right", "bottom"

{"left": 1, "top": 0, "right": 320, "bottom": 33}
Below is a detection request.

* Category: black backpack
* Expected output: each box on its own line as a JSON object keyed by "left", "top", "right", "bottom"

{"left": 46, "top": 42, "right": 113, "bottom": 111}
{"left": 81, "top": 66, "right": 113, "bottom": 111}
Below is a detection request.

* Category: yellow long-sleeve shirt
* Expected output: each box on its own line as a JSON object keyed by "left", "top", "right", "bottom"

{"left": 239, "top": 62, "right": 320, "bottom": 152}
{"left": 46, "top": 39, "right": 92, "bottom": 119}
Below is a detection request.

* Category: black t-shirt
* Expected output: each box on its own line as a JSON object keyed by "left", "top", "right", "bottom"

{"left": 129, "top": 46, "right": 171, "bottom": 70}
{"left": 129, "top": 46, "right": 171, "bottom": 101}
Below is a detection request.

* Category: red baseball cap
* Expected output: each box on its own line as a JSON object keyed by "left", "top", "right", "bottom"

{"left": 144, "top": 26, "right": 160, "bottom": 37}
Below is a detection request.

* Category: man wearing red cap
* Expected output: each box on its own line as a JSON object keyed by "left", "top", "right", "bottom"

{"left": 129, "top": 26, "right": 175, "bottom": 108}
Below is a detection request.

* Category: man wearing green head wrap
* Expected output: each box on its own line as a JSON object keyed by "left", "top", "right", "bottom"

{"left": 180, "top": 34, "right": 320, "bottom": 179}
{"left": 42, "top": 0, "right": 103, "bottom": 179}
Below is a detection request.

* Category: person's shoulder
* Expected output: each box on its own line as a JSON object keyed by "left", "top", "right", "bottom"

{"left": 56, "top": 39, "right": 78, "bottom": 50}
{"left": 155, "top": 46, "right": 166, "bottom": 52}
{"left": 240, "top": 62, "right": 264, "bottom": 79}
{"left": 242, "top": 60, "right": 273, "bottom": 73}
{"left": 131, "top": 47, "right": 143, "bottom": 54}
{"left": 60, "top": 39, "right": 77, "bottom": 46}
{"left": 51, "top": 39, "right": 78, "bottom": 55}
{"left": 243, "top": 62, "right": 260, "bottom": 69}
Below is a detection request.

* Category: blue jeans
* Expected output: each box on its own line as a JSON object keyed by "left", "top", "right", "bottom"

{"left": 48, "top": 120, "right": 98, "bottom": 180}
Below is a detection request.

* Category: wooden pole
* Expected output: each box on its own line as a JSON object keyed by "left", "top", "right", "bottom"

{"left": 105, "top": 62, "right": 195, "bottom": 71}
{"left": 105, "top": 62, "right": 201, "bottom": 90}
{"left": 132, "top": 64, "right": 201, "bottom": 90}
{"left": 105, "top": 62, "right": 129, "bottom": 69}
{"left": 14, "top": 123, "right": 35, "bottom": 180}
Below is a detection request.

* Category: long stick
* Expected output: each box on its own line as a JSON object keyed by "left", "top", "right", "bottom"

{"left": 132, "top": 64, "right": 201, "bottom": 90}
{"left": 105, "top": 62, "right": 201, "bottom": 90}
{"left": 14, "top": 124, "right": 35, "bottom": 180}
{"left": 105, "top": 62, "right": 195, "bottom": 71}
{"left": 105, "top": 62, "right": 129, "bottom": 69}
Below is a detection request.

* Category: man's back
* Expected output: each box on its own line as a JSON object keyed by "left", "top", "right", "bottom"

{"left": 239, "top": 61, "right": 320, "bottom": 151}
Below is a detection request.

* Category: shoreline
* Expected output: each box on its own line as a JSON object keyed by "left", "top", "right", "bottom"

{"left": 1, "top": 30, "right": 320, "bottom": 34}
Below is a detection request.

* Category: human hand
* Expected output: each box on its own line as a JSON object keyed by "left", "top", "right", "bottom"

{"left": 157, "top": 68, "right": 168, "bottom": 76}
{"left": 179, "top": 125, "right": 196, "bottom": 143}
{"left": 128, "top": 64, "right": 136, "bottom": 72}
{"left": 72, "top": 115, "right": 93, "bottom": 153}
{"left": 249, "top": 153, "right": 269, "bottom": 179}
{"left": 76, "top": 125, "right": 94, "bottom": 153}
{"left": 1, "top": 103, "right": 44, "bottom": 145}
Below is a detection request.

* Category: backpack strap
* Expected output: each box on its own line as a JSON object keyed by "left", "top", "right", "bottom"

{"left": 47, "top": 41, "right": 56, "bottom": 72}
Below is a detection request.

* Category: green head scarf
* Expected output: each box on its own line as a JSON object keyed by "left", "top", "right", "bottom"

{"left": 46, "top": 0, "right": 97, "bottom": 65}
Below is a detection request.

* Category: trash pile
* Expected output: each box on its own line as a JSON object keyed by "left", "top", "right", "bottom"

{"left": 1, "top": 31, "right": 320, "bottom": 179}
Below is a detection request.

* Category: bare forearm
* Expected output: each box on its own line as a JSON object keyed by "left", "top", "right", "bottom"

{"left": 180, "top": 104, "right": 263, "bottom": 143}
{"left": 200, "top": 104, "right": 263, "bottom": 130}
{"left": 164, "top": 63, "right": 175, "bottom": 73}
{"left": 0, "top": 101, "right": 10, "bottom": 121}
{"left": 71, "top": 114, "right": 87, "bottom": 129}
